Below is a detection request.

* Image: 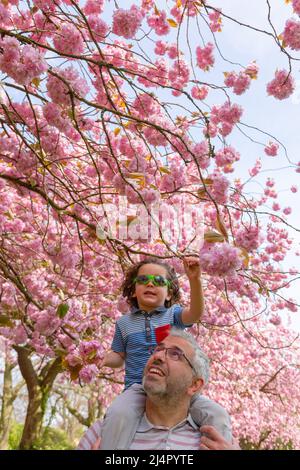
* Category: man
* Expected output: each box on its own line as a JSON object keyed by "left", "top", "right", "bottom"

{"left": 78, "top": 328, "right": 239, "bottom": 450}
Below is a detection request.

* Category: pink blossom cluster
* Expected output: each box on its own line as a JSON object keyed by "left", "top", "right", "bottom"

{"left": 266, "top": 69, "right": 295, "bottom": 100}
{"left": 264, "top": 141, "right": 279, "bottom": 156}
{"left": 112, "top": 5, "right": 144, "bottom": 39}
{"left": 0, "top": 3, "right": 11, "bottom": 25}
{"left": 215, "top": 145, "right": 240, "bottom": 172}
{"left": 224, "top": 71, "right": 251, "bottom": 95}
{"left": 200, "top": 242, "right": 243, "bottom": 277}
{"left": 88, "top": 15, "right": 109, "bottom": 39}
{"left": 292, "top": 0, "right": 300, "bottom": 15}
{"left": 191, "top": 85, "right": 209, "bottom": 100}
{"left": 0, "top": 37, "right": 47, "bottom": 86}
{"left": 147, "top": 9, "right": 170, "bottom": 36}
{"left": 154, "top": 40, "right": 179, "bottom": 59}
{"left": 31, "top": 308, "right": 61, "bottom": 337}
{"left": 192, "top": 141, "right": 210, "bottom": 169}
{"left": 196, "top": 43, "right": 215, "bottom": 70}
{"left": 83, "top": 0, "right": 105, "bottom": 15}
{"left": 33, "top": 0, "right": 60, "bottom": 12}
{"left": 282, "top": 18, "right": 300, "bottom": 51}
{"left": 210, "top": 101, "right": 243, "bottom": 137}
{"left": 138, "top": 58, "right": 169, "bottom": 88}
{"left": 245, "top": 62, "right": 259, "bottom": 79}
{"left": 53, "top": 23, "right": 85, "bottom": 55}
{"left": 79, "top": 364, "right": 99, "bottom": 383}
{"left": 207, "top": 173, "right": 230, "bottom": 204}
{"left": 47, "top": 66, "right": 89, "bottom": 107}
{"left": 209, "top": 9, "right": 222, "bottom": 32}
{"left": 43, "top": 102, "right": 71, "bottom": 133}
{"left": 291, "top": 185, "right": 298, "bottom": 193}
{"left": 118, "top": 134, "right": 148, "bottom": 162}
{"left": 169, "top": 59, "right": 190, "bottom": 95}
{"left": 160, "top": 160, "right": 187, "bottom": 191}
{"left": 133, "top": 93, "right": 161, "bottom": 118}
{"left": 283, "top": 207, "right": 292, "bottom": 215}
{"left": 249, "top": 159, "right": 262, "bottom": 177}
{"left": 235, "top": 225, "right": 262, "bottom": 252}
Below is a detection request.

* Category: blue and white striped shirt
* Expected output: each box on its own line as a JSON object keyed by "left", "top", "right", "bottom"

{"left": 111, "top": 304, "right": 187, "bottom": 389}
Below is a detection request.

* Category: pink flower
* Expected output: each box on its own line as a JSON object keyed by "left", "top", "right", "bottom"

{"left": 272, "top": 202, "right": 280, "bottom": 211}
{"left": 283, "top": 18, "right": 300, "bottom": 51}
{"left": 167, "top": 44, "right": 179, "bottom": 59}
{"left": 267, "top": 69, "right": 295, "bottom": 100}
{"left": 196, "top": 43, "right": 215, "bottom": 70}
{"left": 245, "top": 62, "right": 259, "bottom": 79}
{"left": 79, "top": 364, "right": 99, "bottom": 383}
{"left": 200, "top": 242, "right": 243, "bottom": 277}
{"left": 235, "top": 225, "right": 262, "bottom": 252}
{"left": 249, "top": 159, "right": 262, "bottom": 177}
{"left": 83, "top": 0, "right": 104, "bottom": 15}
{"left": 208, "top": 9, "right": 222, "bottom": 32}
{"left": 0, "top": 37, "right": 47, "bottom": 86}
{"left": 224, "top": 71, "right": 251, "bottom": 95}
{"left": 65, "top": 352, "right": 82, "bottom": 367}
{"left": 147, "top": 10, "right": 170, "bottom": 36}
{"left": 53, "top": 23, "right": 85, "bottom": 55}
{"left": 264, "top": 142, "right": 279, "bottom": 156}
{"left": 291, "top": 185, "right": 298, "bottom": 193}
{"left": 112, "top": 5, "right": 143, "bottom": 39}
{"left": 215, "top": 146, "right": 240, "bottom": 168}
{"left": 47, "top": 66, "right": 89, "bottom": 107}
{"left": 283, "top": 207, "right": 292, "bottom": 215}
{"left": 293, "top": 0, "right": 300, "bottom": 15}
{"left": 88, "top": 15, "right": 109, "bottom": 39}
{"left": 269, "top": 314, "right": 281, "bottom": 326}
{"left": 154, "top": 40, "right": 167, "bottom": 55}
{"left": 43, "top": 102, "right": 71, "bottom": 132}
{"left": 191, "top": 85, "right": 209, "bottom": 100}
{"left": 193, "top": 141, "right": 210, "bottom": 169}
{"left": 33, "top": 0, "right": 60, "bottom": 12}
{"left": 14, "top": 325, "right": 28, "bottom": 344}
{"left": 207, "top": 173, "right": 230, "bottom": 204}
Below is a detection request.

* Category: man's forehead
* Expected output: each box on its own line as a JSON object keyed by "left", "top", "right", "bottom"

{"left": 163, "top": 335, "right": 193, "bottom": 353}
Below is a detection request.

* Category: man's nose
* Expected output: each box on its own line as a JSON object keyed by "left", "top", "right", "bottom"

{"left": 152, "top": 349, "right": 166, "bottom": 361}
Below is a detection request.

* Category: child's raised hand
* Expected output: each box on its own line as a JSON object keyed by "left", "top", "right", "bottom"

{"left": 183, "top": 256, "right": 202, "bottom": 280}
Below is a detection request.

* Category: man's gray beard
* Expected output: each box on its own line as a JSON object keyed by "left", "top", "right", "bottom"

{"left": 142, "top": 375, "right": 189, "bottom": 405}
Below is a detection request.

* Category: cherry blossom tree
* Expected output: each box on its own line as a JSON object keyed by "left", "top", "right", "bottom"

{"left": 0, "top": 0, "right": 300, "bottom": 448}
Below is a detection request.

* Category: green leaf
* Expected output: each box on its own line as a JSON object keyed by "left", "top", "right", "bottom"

{"left": 57, "top": 303, "right": 69, "bottom": 319}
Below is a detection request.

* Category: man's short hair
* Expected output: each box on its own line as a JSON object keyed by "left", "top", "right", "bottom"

{"left": 169, "top": 327, "right": 210, "bottom": 384}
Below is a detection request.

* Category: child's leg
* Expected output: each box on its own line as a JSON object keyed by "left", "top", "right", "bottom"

{"left": 190, "top": 394, "right": 232, "bottom": 441}
{"left": 100, "top": 383, "right": 146, "bottom": 450}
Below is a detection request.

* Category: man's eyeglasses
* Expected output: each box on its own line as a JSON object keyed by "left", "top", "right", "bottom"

{"left": 133, "top": 274, "right": 171, "bottom": 287}
{"left": 151, "top": 344, "right": 196, "bottom": 374}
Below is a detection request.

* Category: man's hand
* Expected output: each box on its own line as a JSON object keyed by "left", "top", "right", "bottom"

{"left": 183, "top": 256, "right": 201, "bottom": 281}
{"left": 199, "top": 425, "right": 241, "bottom": 450}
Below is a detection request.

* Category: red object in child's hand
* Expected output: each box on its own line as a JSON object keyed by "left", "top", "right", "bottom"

{"left": 155, "top": 324, "right": 171, "bottom": 343}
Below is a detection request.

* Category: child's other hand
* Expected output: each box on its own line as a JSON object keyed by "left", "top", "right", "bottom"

{"left": 183, "top": 256, "right": 201, "bottom": 280}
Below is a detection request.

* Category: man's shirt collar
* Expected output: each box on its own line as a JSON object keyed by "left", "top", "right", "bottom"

{"left": 137, "top": 412, "right": 198, "bottom": 432}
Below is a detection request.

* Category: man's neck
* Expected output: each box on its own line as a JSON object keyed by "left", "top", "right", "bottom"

{"left": 145, "top": 396, "right": 190, "bottom": 429}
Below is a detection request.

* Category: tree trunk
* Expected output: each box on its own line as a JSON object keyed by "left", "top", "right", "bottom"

{"left": 0, "top": 357, "right": 14, "bottom": 449}
{"left": 15, "top": 346, "right": 61, "bottom": 450}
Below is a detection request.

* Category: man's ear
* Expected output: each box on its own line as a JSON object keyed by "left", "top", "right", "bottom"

{"left": 188, "top": 377, "right": 204, "bottom": 397}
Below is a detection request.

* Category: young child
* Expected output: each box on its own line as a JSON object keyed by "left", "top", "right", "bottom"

{"left": 99, "top": 257, "right": 231, "bottom": 449}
